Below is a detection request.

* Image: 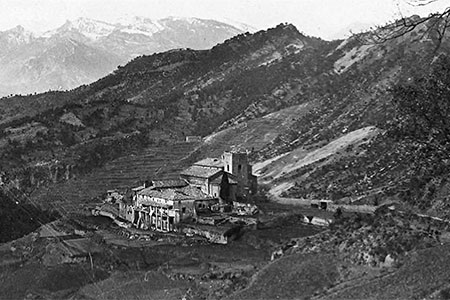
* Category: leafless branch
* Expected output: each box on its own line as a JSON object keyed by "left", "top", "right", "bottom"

{"left": 405, "top": 0, "right": 440, "bottom": 7}
{"left": 355, "top": 6, "right": 450, "bottom": 51}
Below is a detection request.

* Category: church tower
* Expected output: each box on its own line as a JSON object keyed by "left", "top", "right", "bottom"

{"left": 223, "top": 150, "right": 249, "bottom": 197}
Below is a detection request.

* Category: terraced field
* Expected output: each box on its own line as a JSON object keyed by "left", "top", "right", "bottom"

{"left": 31, "top": 142, "right": 200, "bottom": 213}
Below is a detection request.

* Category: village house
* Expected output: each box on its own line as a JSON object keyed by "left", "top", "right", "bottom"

{"left": 119, "top": 179, "right": 219, "bottom": 232}
{"left": 185, "top": 135, "right": 202, "bottom": 143}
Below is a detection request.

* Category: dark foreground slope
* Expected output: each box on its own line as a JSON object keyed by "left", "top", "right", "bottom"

{"left": 0, "top": 190, "right": 58, "bottom": 243}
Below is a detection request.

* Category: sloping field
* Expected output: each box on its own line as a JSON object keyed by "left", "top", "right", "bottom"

{"left": 257, "top": 126, "right": 378, "bottom": 181}
{"left": 250, "top": 126, "right": 380, "bottom": 199}
{"left": 201, "top": 102, "right": 314, "bottom": 158}
{"left": 31, "top": 142, "right": 199, "bottom": 212}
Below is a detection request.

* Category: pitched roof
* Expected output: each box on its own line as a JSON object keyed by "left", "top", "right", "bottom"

{"left": 150, "top": 179, "right": 187, "bottom": 188}
{"left": 138, "top": 185, "right": 213, "bottom": 201}
{"left": 194, "top": 157, "right": 224, "bottom": 168}
{"left": 210, "top": 173, "right": 238, "bottom": 185}
{"left": 180, "top": 165, "right": 223, "bottom": 179}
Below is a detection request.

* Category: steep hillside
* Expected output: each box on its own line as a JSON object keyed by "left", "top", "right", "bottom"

{"left": 188, "top": 16, "right": 450, "bottom": 216}
{"left": 0, "top": 24, "right": 329, "bottom": 202}
{"left": 2, "top": 16, "right": 450, "bottom": 222}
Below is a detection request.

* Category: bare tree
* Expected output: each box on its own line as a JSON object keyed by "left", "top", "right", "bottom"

{"left": 359, "top": 0, "right": 449, "bottom": 49}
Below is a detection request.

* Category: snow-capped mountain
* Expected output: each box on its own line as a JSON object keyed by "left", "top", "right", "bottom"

{"left": 0, "top": 17, "right": 248, "bottom": 96}
{"left": 42, "top": 17, "right": 117, "bottom": 40}
{"left": 218, "top": 17, "right": 258, "bottom": 33}
{"left": 0, "top": 25, "right": 35, "bottom": 56}
{"left": 115, "top": 16, "right": 166, "bottom": 36}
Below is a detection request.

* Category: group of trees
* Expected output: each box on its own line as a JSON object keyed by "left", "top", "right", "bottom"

{"left": 391, "top": 55, "right": 450, "bottom": 151}
{"left": 386, "top": 1, "right": 450, "bottom": 155}
{"left": 0, "top": 190, "right": 59, "bottom": 243}
{"left": 381, "top": 1, "right": 450, "bottom": 207}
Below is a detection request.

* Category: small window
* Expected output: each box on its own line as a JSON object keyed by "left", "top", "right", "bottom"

{"left": 182, "top": 207, "right": 186, "bottom": 213}
{"left": 227, "top": 165, "right": 230, "bottom": 171}
{"left": 238, "top": 164, "right": 242, "bottom": 172}
{"left": 168, "top": 206, "right": 173, "bottom": 210}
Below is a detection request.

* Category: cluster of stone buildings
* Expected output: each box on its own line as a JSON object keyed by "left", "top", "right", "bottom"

{"left": 116, "top": 150, "right": 257, "bottom": 233}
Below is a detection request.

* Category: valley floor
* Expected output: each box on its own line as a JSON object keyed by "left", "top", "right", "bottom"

{"left": 2, "top": 194, "right": 450, "bottom": 299}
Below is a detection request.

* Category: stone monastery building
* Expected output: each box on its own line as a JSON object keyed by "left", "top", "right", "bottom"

{"left": 118, "top": 150, "right": 257, "bottom": 232}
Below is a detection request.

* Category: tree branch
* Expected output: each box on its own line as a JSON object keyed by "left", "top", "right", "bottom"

{"left": 405, "top": 0, "right": 440, "bottom": 7}
{"left": 355, "top": 5, "right": 450, "bottom": 51}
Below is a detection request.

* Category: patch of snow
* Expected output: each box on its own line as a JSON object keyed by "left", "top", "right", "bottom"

{"left": 217, "top": 17, "right": 258, "bottom": 33}
{"left": 119, "top": 17, "right": 165, "bottom": 35}
{"left": 42, "top": 17, "right": 116, "bottom": 40}
{"left": 120, "top": 28, "right": 153, "bottom": 36}
{"left": 165, "top": 16, "right": 198, "bottom": 24}
{"left": 38, "top": 15, "right": 248, "bottom": 42}
{"left": 68, "top": 17, "right": 116, "bottom": 40}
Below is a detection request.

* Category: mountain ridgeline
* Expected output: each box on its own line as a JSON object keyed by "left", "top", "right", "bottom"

{"left": 1, "top": 17, "right": 450, "bottom": 217}
{"left": 0, "top": 17, "right": 248, "bottom": 97}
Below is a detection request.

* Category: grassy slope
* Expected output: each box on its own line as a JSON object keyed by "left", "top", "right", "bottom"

{"left": 256, "top": 126, "right": 380, "bottom": 200}
{"left": 199, "top": 102, "right": 316, "bottom": 158}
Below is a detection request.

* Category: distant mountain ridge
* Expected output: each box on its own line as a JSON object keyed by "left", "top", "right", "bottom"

{"left": 0, "top": 16, "right": 250, "bottom": 96}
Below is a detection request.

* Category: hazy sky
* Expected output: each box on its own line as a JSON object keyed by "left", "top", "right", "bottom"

{"left": 0, "top": 0, "right": 448, "bottom": 39}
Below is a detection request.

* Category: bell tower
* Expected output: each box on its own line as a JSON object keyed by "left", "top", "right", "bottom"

{"left": 223, "top": 150, "right": 249, "bottom": 197}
